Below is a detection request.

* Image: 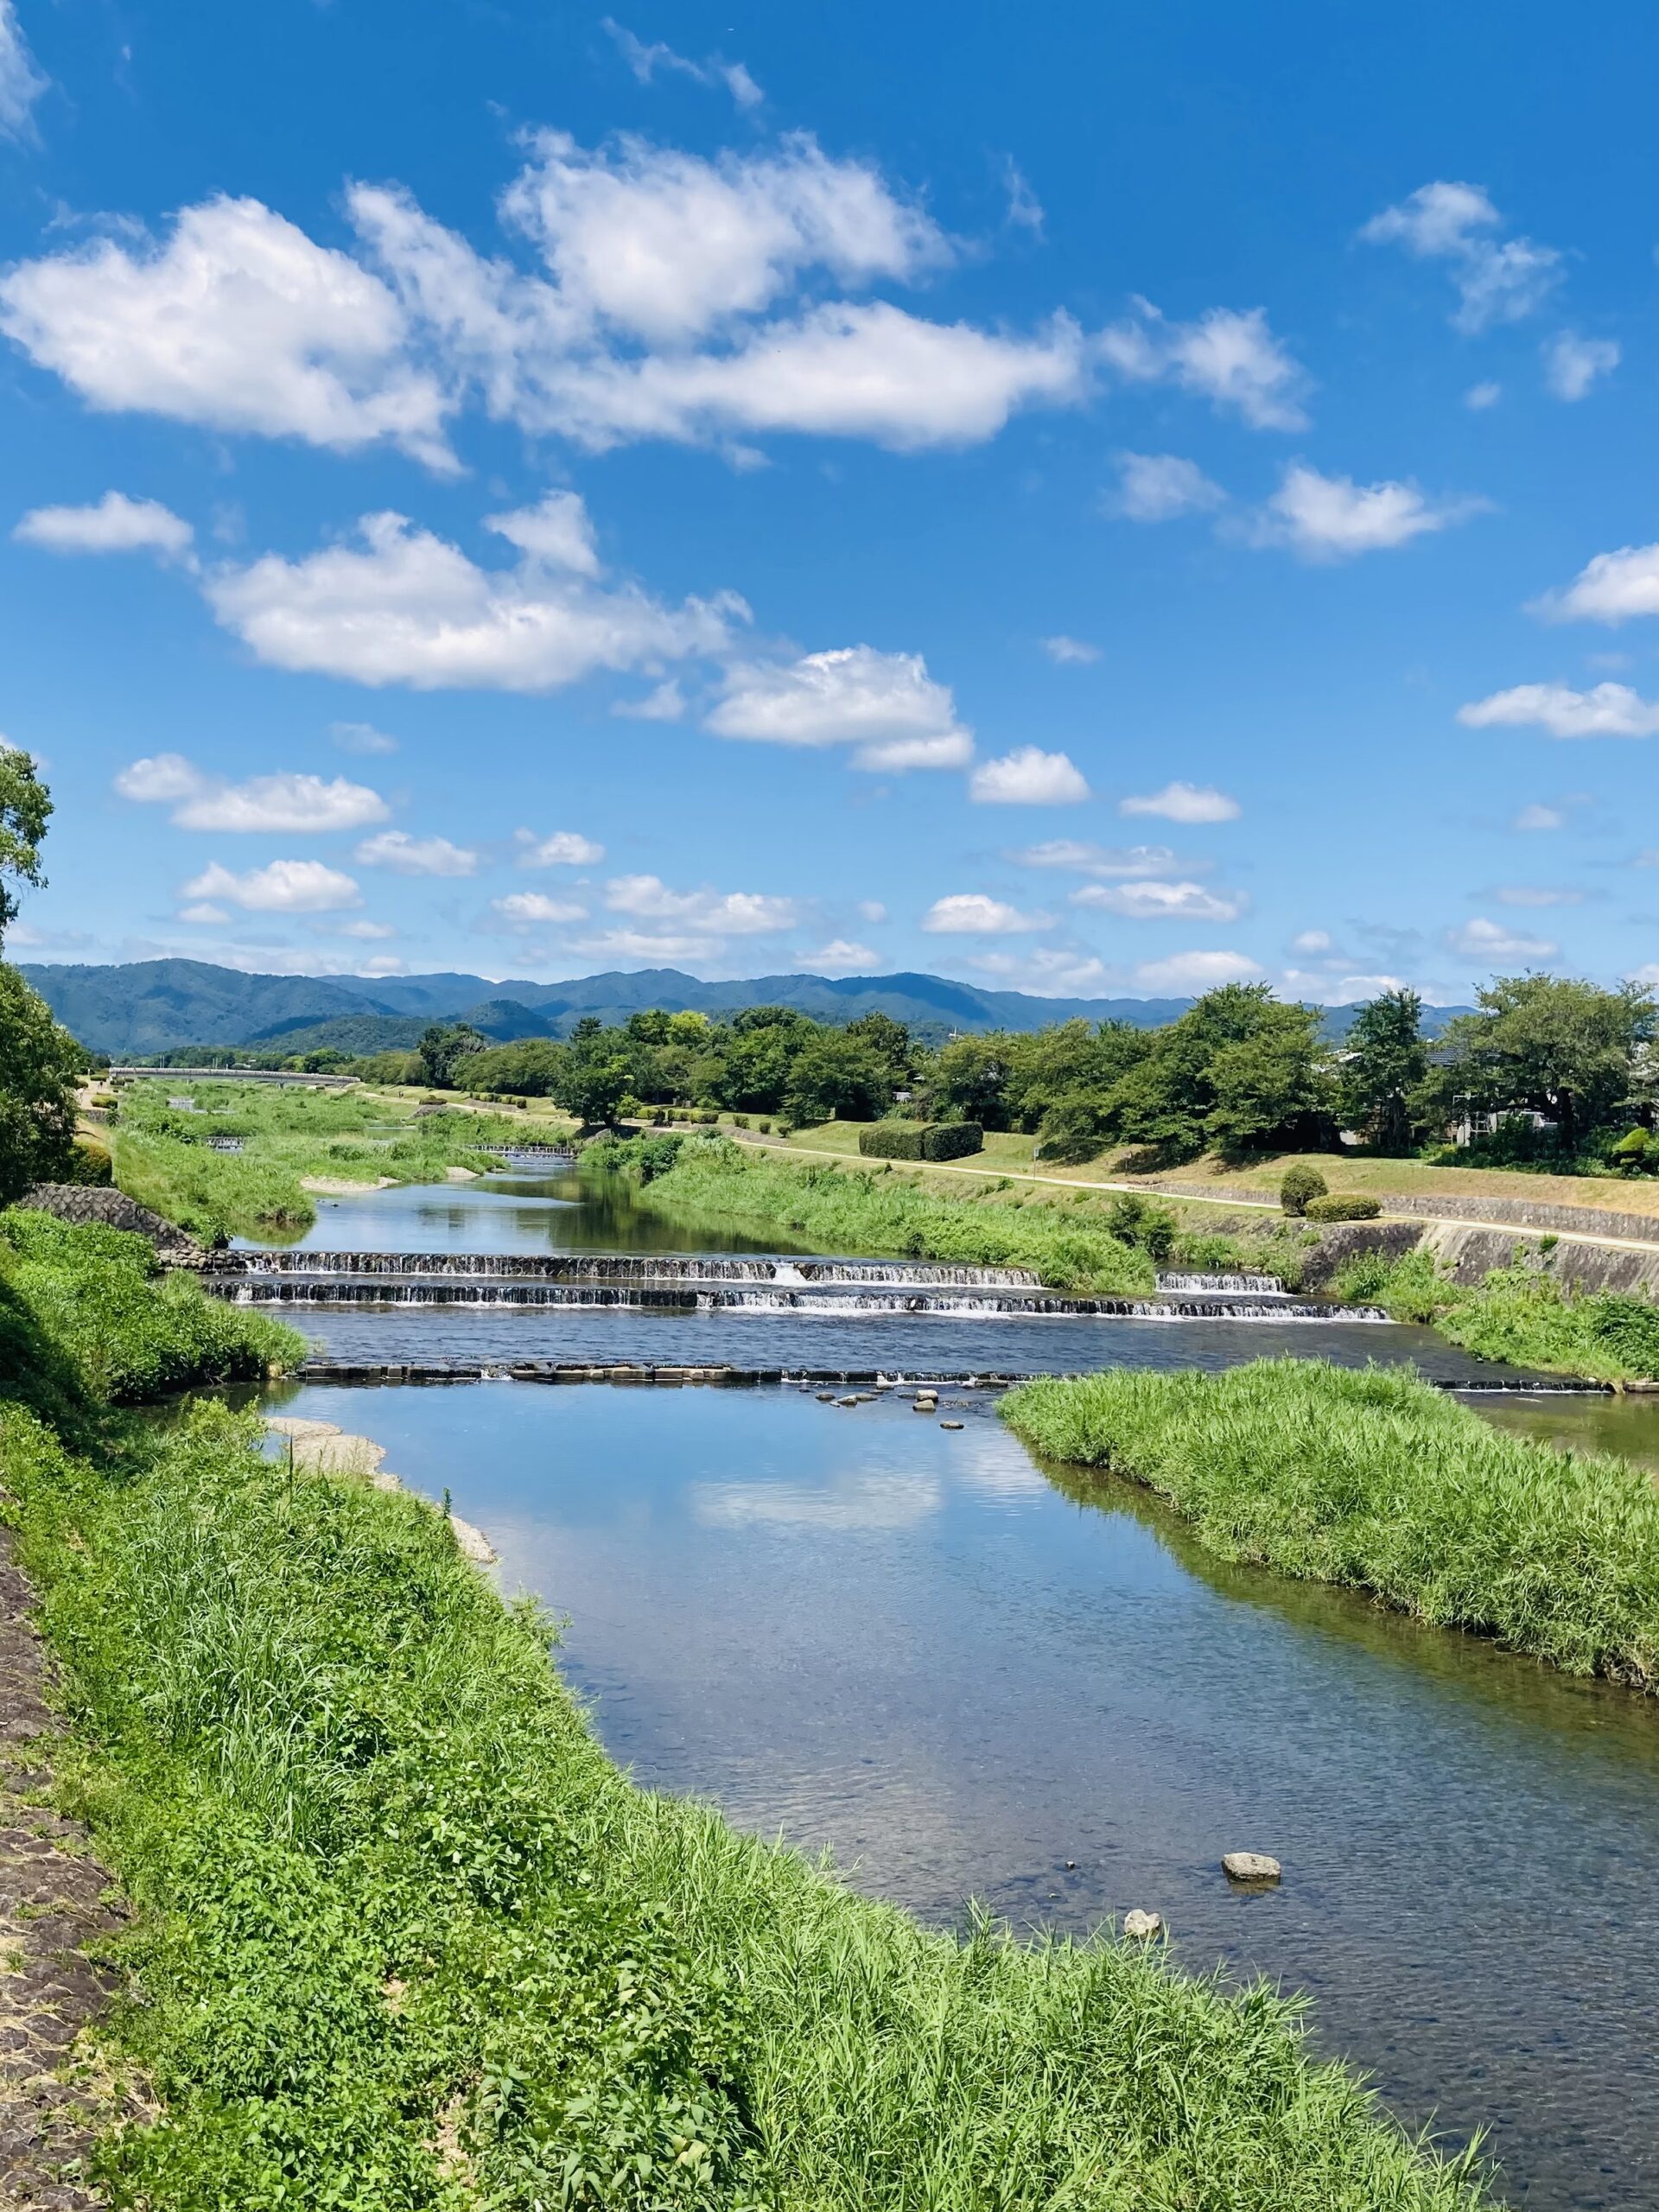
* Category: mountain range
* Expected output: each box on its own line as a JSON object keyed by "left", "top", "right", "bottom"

{"left": 17, "top": 957, "right": 1467, "bottom": 1058}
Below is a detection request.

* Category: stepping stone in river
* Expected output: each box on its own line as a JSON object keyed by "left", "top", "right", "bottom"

{"left": 1122, "top": 1910, "right": 1163, "bottom": 1939}
{"left": 939, "top": 1420, "right": 964, "bottom": 1430}
{"left": 1222, "top": 1852, "right": 1281, "bottom": 1884}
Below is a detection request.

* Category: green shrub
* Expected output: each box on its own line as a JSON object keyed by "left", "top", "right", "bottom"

{"left": 859, "top": 1122, "right": 926, "bottom": 1160}
{"left": 1103, "top": 1192, "right": 1178, "bottom": 1261}
{"left": 1279, "top": 1163, "right": 1328, "bottom": 1217}
{"left": 923, "top": 1121, "right": 983, "bottom": 1161}
{"left": 1305, "top": 1193, "right": 1382, "bottom": 1222}
{"left": 65, "top": 1135, "right": 113, "bottom": 1185}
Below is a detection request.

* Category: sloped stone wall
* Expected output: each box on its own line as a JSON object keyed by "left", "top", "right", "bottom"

{"left": 16, "top": 1185, "right": 212, "bottom": 1268}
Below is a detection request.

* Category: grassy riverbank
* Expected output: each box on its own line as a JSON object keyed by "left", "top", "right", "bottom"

{"left": 1332, "top": 1248, "right": 1659, "bottom": 1383}
{"left": 1004, "top": 1358, "right": 1659, "bottom": 1688}
{"left": 590, "top": 1133, "right": 1313, "bottom": 1293}
{"left": 112, "top": 1080, "right": 525, "bottom": 1241}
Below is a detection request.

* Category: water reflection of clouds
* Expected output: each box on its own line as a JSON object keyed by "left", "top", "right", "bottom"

{"left": 693, "top": 1471, "right": 943, "bottom": 1530}
{"left": 944, "top": 1427, "right": 1052, "bottom": 1506}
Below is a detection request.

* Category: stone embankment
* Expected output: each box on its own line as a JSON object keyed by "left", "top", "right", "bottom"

{"left": 1303, "top": 1217, "right": 1659, "bottom": 1298}
{"left": 17, "top": 1186, "right": 213, "bottom": 1270}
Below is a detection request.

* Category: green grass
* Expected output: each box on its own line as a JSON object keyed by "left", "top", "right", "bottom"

{"left": 0, "top": 1209, "right": 302, "bottom": 1415}
{"left": 112, "top": 1081, "right": 528, "bottom": 1240}
{"left": 0, "top": 1388, "right": 1491, "bottom": 2210}
{"left": 1003, "top": 1357, "right": 1659, "bottom": 1688}
{"left": 1332, "top": 1248, "right": 1659, "bottom": 1382}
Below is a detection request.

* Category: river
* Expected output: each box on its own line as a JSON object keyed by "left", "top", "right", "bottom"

{"left": 256, "top": 1168, "right": 1659, "bottom": 2210}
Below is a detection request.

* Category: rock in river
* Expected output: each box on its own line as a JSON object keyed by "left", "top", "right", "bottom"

{"left": 1122, "top": 1910, "right": 1163, "bottom": 1939}
{"left": 1223, "top": 1851, "right": 1281, "bottom": 1884}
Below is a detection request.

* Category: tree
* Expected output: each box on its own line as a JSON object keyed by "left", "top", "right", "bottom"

{"left": 1204, "top": 1010, "right": 1333, "bottom": 1158}
{"left": 782, "top": 1032, "right": 892, "bottom": 1127}
{"left": 556, "top": 1054, "right": 633, "bottom": 1129}
{"left": 1419, "top": 973, "right": 1657, "bottom": 1149}
{"left": 416, "top": 1023, "right": 489, "bottom": 1089}
{"left": 0, "top": 957, "right": 83, "bottom": 1202}
{"left": 844, "top": 1012, "right": 913, "bottom": 1085}
{"left": 1106, "top": 985, "right": 1330, "bottom": 1160}
{"left": 931, "top": 1034, "right": 1014, "bottom": 1128}
{"left": 467, "top": 1039, "right": 569, "bottom": 1096}
{"left": 0, "top": 748, "right": 51, "bottom": 942}
{"left": 1338, "top": 988, "right": 1426, "bottom": 1152}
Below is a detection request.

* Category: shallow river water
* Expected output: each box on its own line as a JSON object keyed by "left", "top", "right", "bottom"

{"left": 257, "top": 1172, "right": 1659, "bottom": 2210}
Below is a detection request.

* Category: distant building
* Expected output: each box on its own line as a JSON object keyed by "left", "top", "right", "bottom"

{"left": 1449, "top": 1107, "right": 1558, "bottom": 1148}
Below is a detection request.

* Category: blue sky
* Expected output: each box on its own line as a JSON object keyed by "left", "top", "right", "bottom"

{"left": 2, "top": 0, "right": 1656, "bottom": 1003}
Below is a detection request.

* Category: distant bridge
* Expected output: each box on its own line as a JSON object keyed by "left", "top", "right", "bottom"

{"left": 106, "top": 1067, "right": 359, "bottom": 1090}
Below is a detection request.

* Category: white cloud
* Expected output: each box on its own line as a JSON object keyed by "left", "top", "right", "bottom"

{"left": 485, "top": 488, "right": 601, "bottom": 573}
{"left": 1002, "top": 158, "right": 1044, "bottom": 237}
{"left": 1458, "top": 682, "right": 1659, "bottom": 740}
{"left": 516, "top": 829, "right": 605, "bottom": 867}
{"left": 1098, "top": 301, "right": 1309, "bottom": 430}
{"left": 1535, "top": 543, "right": 1659, "bottom": 626}
{"left": 612, "top": 677, "right": 685, "bottom": 720}
{"left": 354, "top": 830, "right": 478, "bottom": 877}
{"left": 0, "top": 1, "right": 46, "bottom": 139}
{"left": 1361, "top": 181, "right": 1561, "bottom": 332}
{"left": 855, "top": 899, "right": 887, "bottom": 923}
{"left": 1630, "top": 963, "right": 1659, "bottom": 987}
{"left": 602, "top": 19, "right": 763, "bottom": 109}
{"left": 800, "top": 938, "right": 880, "bottom": 974}
{"left": 1465, "top": 381, "right": 1502, "bottom": 410}
{"left": 707, "top": 645, "right": 970, "bottom": 769}
{"left": 1512, "top": 803, "right": 1566, "bottom": 832}
{"left": 963, "top": 947, "right": 1114, "bottom": 994}
{"left": 1290, "top": 929, "right": 1333, "bottom": 955}
{"left": 1254, "top": 462, "right": 1481, "bottom": 559}
{"left": 206, "top": 506, "right": 741, "bottom": 691}
{"left": 181, "top": 859, "right": 361, "bottom": 913}
{"left": 178, "top": 903, "right": 229, "bottom": 926}
{"left": 604, "top": 873, "right": 798, "bottom": 934}
{"left": 920, "top": 893, "right": 1049, "bottom": 935}
{"left": 0, "top": 196, "right": 453, "bottom": 465}
{"left": 1446, "top": 916, "right": 1560, "bottom": 962}
{"left": 330, "top": 721, "right": 398, "bottom": 755}
{"left": 968, "top": 746, "right": 1090, "bottom": 804}
{"left": 15, "top": 490, "right": 194, "bottom": 561}
{"left": 492, "top": 892, "right": 589, "bottom": 925}
{"left": 1131, "top": 950, "right": 1264, "bottom": 992}
{"left": 1073, "top": 879, "right": 1246, "bottom": 922}
{"left": 1119, "top": 780, "right": 1239, "bottom": 823}
{"left": 500, "top": 130, "right": 944, "bottom": 346}
{"left": 1492, "top": 886, "right": 1582, "bottom": 907}
{"left": 335, "top": 918, "right": 397, "bottom": 939}
{"left": 1543, "top": 332, "right": 1618, "bottom": 403}
{"left": 1010, "top": 839, "right": 1195, "bottom": 879}
{"left": 1039, "top": 634, "right": 1098, "bottom": 664}
{"left": 114, "top": 753, "right": 389, "bottom": 832}
{"left": 1106, "top": 450, "right": 1225, "bottom": 522}
{"left": 568, "top": 926, "right": 727, "bottom": 963}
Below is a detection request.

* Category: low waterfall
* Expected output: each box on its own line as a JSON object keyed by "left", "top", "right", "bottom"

{"left": 1155, "top": 1270, "right": 1287, "bottom": 1296}
{"left": 230, "top": 1249, "right": 1045, "bottom": 1290}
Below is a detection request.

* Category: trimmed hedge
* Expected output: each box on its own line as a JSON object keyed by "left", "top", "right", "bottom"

{"left": 1306, "top": 1192, "right": 1382, "bottom": 1222}
{"left": 1280, "top": 1163, "right": 1328, "bottom": 1217}
{"left": 859, "top": 1121, "right": 984, "bottom": 1162}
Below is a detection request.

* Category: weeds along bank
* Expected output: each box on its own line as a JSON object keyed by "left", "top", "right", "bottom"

{"left": 588, "top": 1133, "right": 1307, "bottom": 1294}
{"left": 0, "top": 1239, "right": 1490, "bottom": 2208}
{"left": 1332, "top": 1247, "right": 1659, "bottom": 1383}
{"left": 111, "top": 1081, "right": 526, "bottom": 1242}
{"left": 1005, "top": 1359, "right": 1659, "bottom": 1688}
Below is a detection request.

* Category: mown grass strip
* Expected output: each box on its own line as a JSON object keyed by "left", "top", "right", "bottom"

{"left": 1003, "top": 1357, "right": 1659, "bottom": 1688}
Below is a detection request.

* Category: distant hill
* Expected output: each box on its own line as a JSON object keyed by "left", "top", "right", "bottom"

{"left": 18, "top": 956, "right": 1469, "bottom": 1058}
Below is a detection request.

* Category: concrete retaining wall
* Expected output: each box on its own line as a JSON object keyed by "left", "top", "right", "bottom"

{"left": 17, "top": 1185, "right": 211, "bottom": 1268}
{"left": 1301, "top": 1217, "right": 1659, "bottom": 1299}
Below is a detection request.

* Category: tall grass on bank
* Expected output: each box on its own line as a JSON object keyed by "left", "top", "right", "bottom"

{"left": 0, "top": 1210, "right": 301, "bottom": 1411}
{"left": 593, "top": 1135, "right": 1162, "bottom": 1293}
{"left": 113, "top": 1081, "right": 524, "bottom": 1240}
{"left": 0, "top": 1390, "right": 1491, "bottom": 2210}
{"left": 1004, "top": 1358, "right": 1659, "bottom": 1689}
{"left": 1332, "top": 1248, "right": 1659, "bottom": 1383}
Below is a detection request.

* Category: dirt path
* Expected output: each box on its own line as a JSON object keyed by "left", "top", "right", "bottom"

{"left": 0, "top": 1529, "right": 140, "bottom": 2207}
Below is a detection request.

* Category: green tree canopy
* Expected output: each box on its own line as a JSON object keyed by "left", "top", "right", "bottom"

{"left": 1420, "top": 973, "right": 1657, "bottom": 1147}
{"left": 1105, "top": 984, "right": 1331, "bottom": 1160}
{"left": 1338, "top": 988, "right": 1427, "bottom": 1153}
{"left": 416, "top": 1023, "right": 489, "bottom": 1089}
{"left": 0, "top": 959, "right": 84, "bottom": 1202}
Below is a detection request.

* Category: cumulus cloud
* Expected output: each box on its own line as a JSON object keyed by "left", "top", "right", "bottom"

{"left": 1290, "top": 929, "right": 1334, "bottom": 955}
{"left": 707, "top": 645, "right": 970, "bottom": 770}
{"left": 968, "top": 747, "right": 1090, "bottom": 804}
{"left": 1543, "top": 332, "right": 1618, "bottom": 403}
{"left": 603, "top": 873, "right": 798, "bottom": 933}
{"left": 1361, "top": 181, "right": 1561, "bottom": 332}
{"left": 0, "top": 196, "right": 453, "bottom": 465}
{"left": 1098, "top": 302, "right": 1309, "bottom": 430}
{"left": 181, "top": 859, "right": 361, "bottom": 913}
{"left": 486, "top": 487, "right": 601, "bottom": 573}
{"left": 1131, "top": 950, "right": 1264, "bottom": 992}
{"left": 1534, "top": 543, "right": 1659, "bottom": 626}
{"left": 963, "top": 947, "right": 1115, "bottom": 995}
{"left": 1465, "top": 381, "right": 1502, "bottom": 411}
{"left": 1040, "top": 634, "right": 1098, "bottom": 664}
{"left": 1458, "top": 682, "right": 1659, "bottom": 740}
{"left": 1253, "top": 463, "right": 1482, "bottom": 559}
{"left": 330, "top": 721, "right": 398, "bottom": 755}
{"left": 354, "top": 830, "right": 478, "bottom": 876}
{"left": 516, "top": 829, "right": 605, "bottom": 867}
{"left": 492, "top": 891, "right": 588, "bottom": 925}
{"left": 334, "top": 918, "right": 397, "bottom": 939}
{"left": 0, "top": 1, "right": 46, "bottom": 139}
{"left": 206, "top": 503, "right": 742, "bottom": 692}
{"left": 1105, "top": 450, "right": 1225, "bottom": 522}
{"left": 15, "top": 490, "right": 194, "bottom": 561}
{"left": 1073, "top": 879, "right": 1246, "bottom": 922}
{"left": 1445, "top": 915, "right": 1558, "bottom": 962}
{"left": 1010, "top": 839, "right": 1198, "bottom": 879}
{"left": 799, "top": 938, "right": 881, "bottom": 974}
{"left": 1119, "top": 780, "right": 1239, "bottom": 823}
{"left": 602, "top": 19, "right": 763, "bottom": 109}
{"left": 1512, "top": 803, "right": 1566, "bottom": 831}
{"left": 612, "top": 677, "right": 685, "bottom": 720}
{"left": 114, "top": 753, "right": 388, "bottom": 832}
{"left": 920, "top": 893, "right": 1049, "bottom": 934}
